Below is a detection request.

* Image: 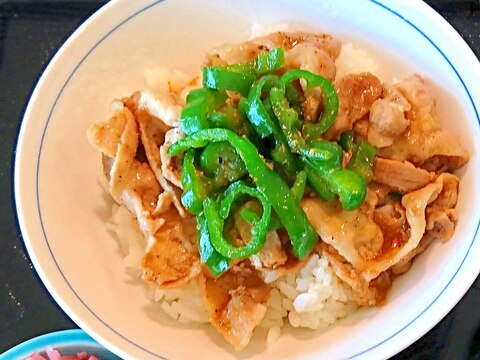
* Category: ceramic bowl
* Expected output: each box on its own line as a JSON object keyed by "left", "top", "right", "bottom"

{"left": 14, "top": 0, "right": 480, "bottom": 359}
{"left": 0, "top": 330, "right": 120, "bottom": 360}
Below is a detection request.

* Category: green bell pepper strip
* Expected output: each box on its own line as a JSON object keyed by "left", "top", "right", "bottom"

{"left": 304, "top": 160, "right": 366, "bottom": 210}
{"left": 306, "top": 167, "right": 336, "bottom": 201}
{"left": 324, "top": 168, "right": 367, "bottom": 210}
{"left": 180, "top": 150, "right": 212, "bottom": 215}
{"left": 243, "top": 75, "right": 299, "bottom": 180}
{"left": 239, "top": 206, "right": 261, "bottom": 225}
{"left": 199, "top": 142, "right": 247, "bottom": 187}
{"left": 239, "top": 169, "right": 306, "bottom": 231}
{"left": 240, "top": 207, "right": 283, "bottom": 232}
{"left": 185, "top": 88, "right": 226, "bottom": 104}
{"left": 209, "top": 105, "right": 244, "bottom": 132}
{"left": 168, "top": 128, "right": 319, "bottom": 259}
{"left": 269, "top": 87, "right": 342, "bottom": 169}
{"left": 270, "top": 86, "right": 339, "bottom": 167}
{"left": 338, "top": 131, "right": 377, "bottom": 184}
{"left": 238, "top": 97, "right": 249, "bottom": 117}
{"left": 301, "top": 140, "right": 343, "bottom": 169}
{"left": 347, "top": 141, "right": 378, "bottom": 183}
{"left": 285, "top": 83, "right": 304, "bottom": 115}
{"left": 338, "top": 130, "right": 356, "bottom": 152}
{"left": 204, "top": 192, "right": 269, "bottom": 259}
{"left": 303, "top": 155, "right": 367, "bottom": 209}
{"left": 246, "top": 75, "right": 279, "bottom": 138}
{"left": 262, "top": 95, "right": 277, "bottom": 122}
{"left": 290, "top": 170, "right": 307, "bottom": 203}
{"left": 225, "top": 48, "right": 285, "bottom": 75}
{"left": 219, "top": 181, "right": 271, "bottom": 220}
{"left": 269, "top": 71, "right": 367, "bottom": 210}
{"left": 263, "top": 97, "right": 300, "bottom": 182}
{"left": 197, "top": 213, "right": 230, "bottom": 277}
{"left": 270, "top": 86, "right": 303, "bottom": 149}
{"left": 203, "top": 67, "right": 256, "bottom": 97}
{"left": 180, "top": 96, "right": 212, "bottom": 135}
{"left": 182, "top": 88, "right": 251, "bottom": 136}
{"left": 254, "top": 48, "right": 285, "bottom": 74}
{"left": 389, "top": 192, "right": 402, "bottom": 199}
{"left": 180, "top": 88, "right": 227, "bottom": 135}
{"left": 276, "top": 69, "right": 339, "bottom": 141}
{"left": 218, "top": 181, "right": 272, "bottom": 257}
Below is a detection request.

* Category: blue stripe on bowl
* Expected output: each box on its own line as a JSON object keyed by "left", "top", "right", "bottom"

{"left": 29, "top": 0, "right": 480, "bottom": 359}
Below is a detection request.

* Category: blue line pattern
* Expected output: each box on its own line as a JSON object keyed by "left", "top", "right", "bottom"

{"left": 32, "top": 0, "right": 480, "bottom": 359}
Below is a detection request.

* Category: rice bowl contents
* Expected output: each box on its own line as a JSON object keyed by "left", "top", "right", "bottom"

{"left": 88, "top": 31, "right": 469, "bottom": 351}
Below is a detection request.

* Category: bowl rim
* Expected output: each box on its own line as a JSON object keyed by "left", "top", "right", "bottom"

{"left": 0, "top": 329, "right": 101, "bottom": 360}
{"left": 13, "top": 0, "right": 480, "bottom": 359}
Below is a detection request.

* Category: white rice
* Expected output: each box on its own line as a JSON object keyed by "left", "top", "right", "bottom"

{"left": 250, "top": 22, "right": 289, "bottom": 39}
{"left": 147, "top": 67, "right": 204, "bottom": 101}
{"left": 259, "top": 255, "right": 358, "bottom": 342}
{"left": 150, "top": 280, "right": 209, "bottom": 324}
{"left": 335, "top": 43, "right": 381, "bottom": 79}
{"left": 143, "top": 67, "right": 192, "bottom": 94}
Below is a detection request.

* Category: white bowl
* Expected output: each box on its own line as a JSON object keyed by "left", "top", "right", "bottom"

{"left": 0, "top": 330, "right": 120, "bottom": 360}
{"left": 14, "top": 0, "right": 480, "bottom": 359}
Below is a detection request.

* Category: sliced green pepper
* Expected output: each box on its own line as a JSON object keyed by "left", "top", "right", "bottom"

{"left": 197, "top": 213, "right": 230, "bottom": 277}
{"left": 389, "top": 192, "right": 402, "bottom": 199}
{"left": 304, "top": 159, "right": 366, "bottom": 210}
{"left": 180, "top": 150, "right": 211, "bottom": 215}
{"left": 338, "top": 132, "right": 377, "bottom": 183}
{"left": 246, "top": 75, "right": 279, "bottom": 138}
{"left": 225, "top": 48, "right": 285, "bottom": 75}
{"left": 290, "top": 170, "right": 307, "bottom": 203}
{"left": 209, "top": 105, "right": 245, "bottom": 132}
{"left": 270, "top": 86, "right": 303, "bottom": 149}
{"left": 202, "top": 67, "right": 255, "bottom": 97}
{"left": 239, "top": 206, "right": 261, "bottom": 225}
{"left": 213, "top": 181, "right": 272, "bottom": 258}
{"left": 246, "top": 75, "right": 299, "bottom": 180}
{"left": 180, "top": 96, "right": 211, "bottom": 135}
{"left": 269, "top": 70, "right": 367, "bottom": 210}
{"left": 301, "top": 140, "right": 343, "bottom": 169}
{"left": 324, "top": 168, "right": 367, "bottom": 210}
{"left": 240, "top": 206, "right": 283, "bottom": 232}
{"left": 277, "top": 69, "right": 339, "bottom": 141}
{"left": 219, "top": 181, "right": 270, "bottom": 220}
{"left": 270, "top": 86, "right": 340, "bottom": 167}
{"left": 306, "top": 167, "right": 336, "bottom": 201}
{"left": 204, "top": 183, "right": 270, "bottom": 259}
{"left": 264, "top": 103, "right": 300, "bottom": 183}
{"left": 254, "top": 48, "right": 285, "bottom": 74}
{"left": 347, "top": 141, "right": 377, "bottom": 183}
{"left": 180, "top": 89, "right": 227, "bottom": 135}
{"left": 338, "top": 130, "right": 356, "bottom": 152}
{"left": 168, "top": 128, "right": 319, "bottom": 259}
{"left": 285, "top": 83, "right": 304, "bottom": 115}
{"left": 199, "top": 142, "right": 247, "bottom": 187}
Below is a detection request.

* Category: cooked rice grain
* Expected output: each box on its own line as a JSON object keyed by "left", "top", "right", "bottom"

{"left": 261, "top": 254, "right": 357, "bottom": 333}
{"left": 336, "top": 43, "right": 381, "bottom": 79}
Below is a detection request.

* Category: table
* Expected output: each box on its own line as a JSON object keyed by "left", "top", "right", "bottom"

{"left": 0, "top": 1, "right": 479, "bottom": 358}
